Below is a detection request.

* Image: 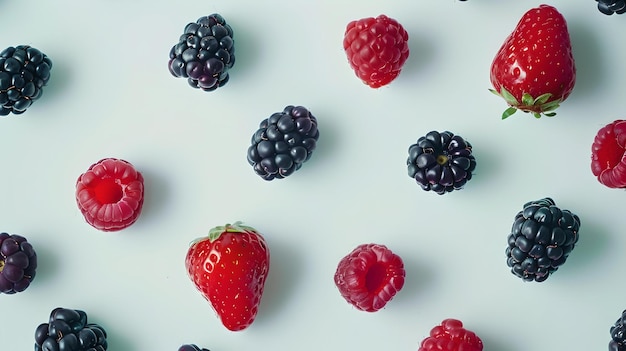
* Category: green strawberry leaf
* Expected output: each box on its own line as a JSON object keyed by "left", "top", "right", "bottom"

{"left": 521, "top": 93, "right": 534, "bottom": 106}
{"left": 502, "top": 107, "right": 518, "bottom": 120}
{"left": 533, "top": 93, "right": 552, "bottom": 105}
{"left": 500, "top": 87, "right": 519, "bottom": 105}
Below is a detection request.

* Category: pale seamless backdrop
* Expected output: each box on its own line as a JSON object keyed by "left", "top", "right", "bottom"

{"left": 0, "top": 1, "right": 624, "bottom": 350}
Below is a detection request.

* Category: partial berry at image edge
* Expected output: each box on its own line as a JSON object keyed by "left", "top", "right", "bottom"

{"left": 0, "top": 45, "right": 52, "bottom": 116}
{"left": 0, "top": 233, "right": 37, "bottom": 294}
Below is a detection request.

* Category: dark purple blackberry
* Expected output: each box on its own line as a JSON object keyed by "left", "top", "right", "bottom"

{"left": 505, "top": 197, "right": 580, "bottom": 282}
{"left": 247, "top": 105, "right": 320, "bottom": 180}
{"left": 610, "top": 310, "right": 626, "bottom": 351}
{"left": 597, "top": 0, "right": 626, "bottom": 15}
{"left": 179, "top": 344, "right": 210, "bottom": 351}
{"left": 0, "top": 232, "right": 37, "bottom": 294}
{"left": 407, "top": 130, "right": 476, "bottom": 195}
{"left": 35, "top": 307, "right": 108, "bottom": 351}
{"left": 0, "top": 45, "right": 52, "bottom": 116}
{"left": 168, "top": 13, "right": 235, "bottom": 92}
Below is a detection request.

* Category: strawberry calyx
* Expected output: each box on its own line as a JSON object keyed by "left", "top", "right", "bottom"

{"left": 204, "top": 221, "right": 257, "bottom": 242}
{"left": 490, "top": 87, "right": 561, "bottom": 120}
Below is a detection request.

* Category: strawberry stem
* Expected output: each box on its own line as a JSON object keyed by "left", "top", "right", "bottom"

{"left": 490, "top": 87, "right": 562, "bottom": 119}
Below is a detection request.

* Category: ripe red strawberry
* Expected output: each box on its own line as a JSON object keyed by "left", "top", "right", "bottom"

{"left": 75, "top": 158, "right": 144, "bottom": 232}
{"left": 185, "top": 222, "right": 270, "bottom": 331}
{"left": 333, "top": 243, "right": 405, "bottom": 312}
{"left": 418, "top": 319, "right": 483, "bottom": 351}
{"left": 489, "top": 4, "right": 576, "bottom": 119}
{"left": 343, "top": 14, "right": 410, "bottom": 88}
{"left": 591, "top": 119, "right": 626, "bottom": 188}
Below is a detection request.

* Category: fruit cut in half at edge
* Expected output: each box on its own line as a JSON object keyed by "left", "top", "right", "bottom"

{"left": 591, "top": 119, "right": 626, "bottom": 189}
{"left": 75, "top": 158, "right": 145, "bottom": 232}
{"left": 489, "top": 4, "right": 576, "bottom": 119}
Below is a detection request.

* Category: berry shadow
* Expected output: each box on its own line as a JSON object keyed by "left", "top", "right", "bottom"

{"left": 98, "top": 319, "right": 136, "bottom": 351}
{"left": 388, "top": 250, "right": 436, "bottom": 310}
{"left": 480, "top": 332, "right": 519, "bottom": 351}
{"left": 566, "top": 18, "right": 608, "bottom": 107}
{"left": 397, "top": 33, "right": 436, "bottom": 85}
{"left": 30, "top": 239, "right": 58, "bottom": 290}
{"left": 225, "top": 18, "right": 259, "bottom": 85}
{"left": 255, "top": 237, "right": 304, "bottom": 327}
{"left": 559, "top": 216, "right": 611, "bottom": 274}
{"left": 37, "top": 55, "right": 72, "bottom": 110}
{"left": 132, "top": 166, "right": 171, "bottom": 232}
{"left": 297, "top": 106, "right": 343, "bottom": 172}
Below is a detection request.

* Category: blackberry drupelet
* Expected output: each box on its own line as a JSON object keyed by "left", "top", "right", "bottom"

{"left": 0, "top": 232, "right": 37, "bottom": 294}
{"left": 35, "top": 307, "right": 108, "bottom": 351}
{"left": 179, "top": 344, "right": 210, "bottom": 351}
{"left": 597, "top": 0, "right": 626, "bottom": 15}
{"left": 0, "top": 45, "right": 52, "bottom": 116}
{"left": 247, "top": 105, "right": 320, "bottom": 180}
{"left": 168, "top": 13, "right": 235, "bottom": 92}
{"left": 505, "top": 197, "right": 580, "bottom": 282}
{"left": 610, "top": 310, "right": 626, "bottom": 351}
{"left": 407, "top": 131, "right": 476, "bottom": 195}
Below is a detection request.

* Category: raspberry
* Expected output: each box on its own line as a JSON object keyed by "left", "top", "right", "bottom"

{"left": 343, "top": 14, "right": 409, "bottom": 88}
{"left": 0, "top": 45, "right": 52, "bottom": 116}
{"left": 610, "top": 310, "right": 626, "bottom": 351}
{"left": 247, "top": 105, "right": 320, "bottom": 180}
{"left": 0, "top": 233, "right": 37, "bottom": 294}
{"left": 34, "top": 307, "right": 108, "bottom": 351}
{"left": 75, "top": 158, "right": 145, "bottom": 232}
{"left": 333, "top": 243, "right": 405, "bottom": 312}
{"left": 179, "top": 344, "right": 210, "bottom": 351}
{"left": 168, "top": 13, "right": 235, "bottom": 92}
{"left": 597, "top": 0, "right": 626, "bottom": 15}
{"left": 407, "top": 131, "right": 477, "bottom": 195}
{"left": 505, "top": 197, "right": 580, "bottom": 282}
{"left": 418, "top": 319, "right": 483, "bottom": 351}
{"left": 591, "top": 120, "right": 626, "bottom": 188}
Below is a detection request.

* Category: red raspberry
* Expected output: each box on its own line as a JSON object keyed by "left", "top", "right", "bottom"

{"left": 75, "top": 158, "right": 145, "bottom": 232}
{"left": 591, "top": 119, "right": 626, "bottom": 188}
{"left": 333, "top": 243, "right": 405, "bottom": 312}
{"left": 343, "top": 14, "right": 410, "bottom": 88}
{"left": 418, "top": 319, "right": 483, "bottom": 351}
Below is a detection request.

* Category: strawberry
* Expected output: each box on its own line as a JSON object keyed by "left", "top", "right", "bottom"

{"left": 489, "top": 4, "right": 576, "bottom": 119}
{"left": 333, "top": 243, "right": 405, "bottom": 312}
{"left": 343, "top": 14, "right": 410, "bottom": 88}
{"left": 75, "top": 158, "right": 144, "bottom": 232}
{"left": 591, "top": 119, "right": 626, "bottom": 188}
{"left": 185, "top": 222, "right": 270, "bottom": 331}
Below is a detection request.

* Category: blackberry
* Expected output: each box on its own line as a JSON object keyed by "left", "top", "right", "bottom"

{"left": 407, "top": 131, "right": 476, "bottom": 195}
{"left": 597, "top": 0, "right": 626, "bottom": 15}
{"left": 179, "top": 344, "right": 210, "bottom": 351}
{"left": 610, "top": 310, "right": 626, "bottom": 351}
{"left": 0, "top": 232, "right": 37, "bottom": 294}
{"left": 168, "top": 13, "right": 235, "bottom": 92}
{"left": 35, "top": 307, "right": 108, "bottom": 351}
{"left": 247, "top": 105, "right": 320, "bottom": 180}
{"left": 0, "top": 45, "right": 52, "bottom": 116}
{"left": 505, "top": 197, "right": 580, "bottom": 282}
